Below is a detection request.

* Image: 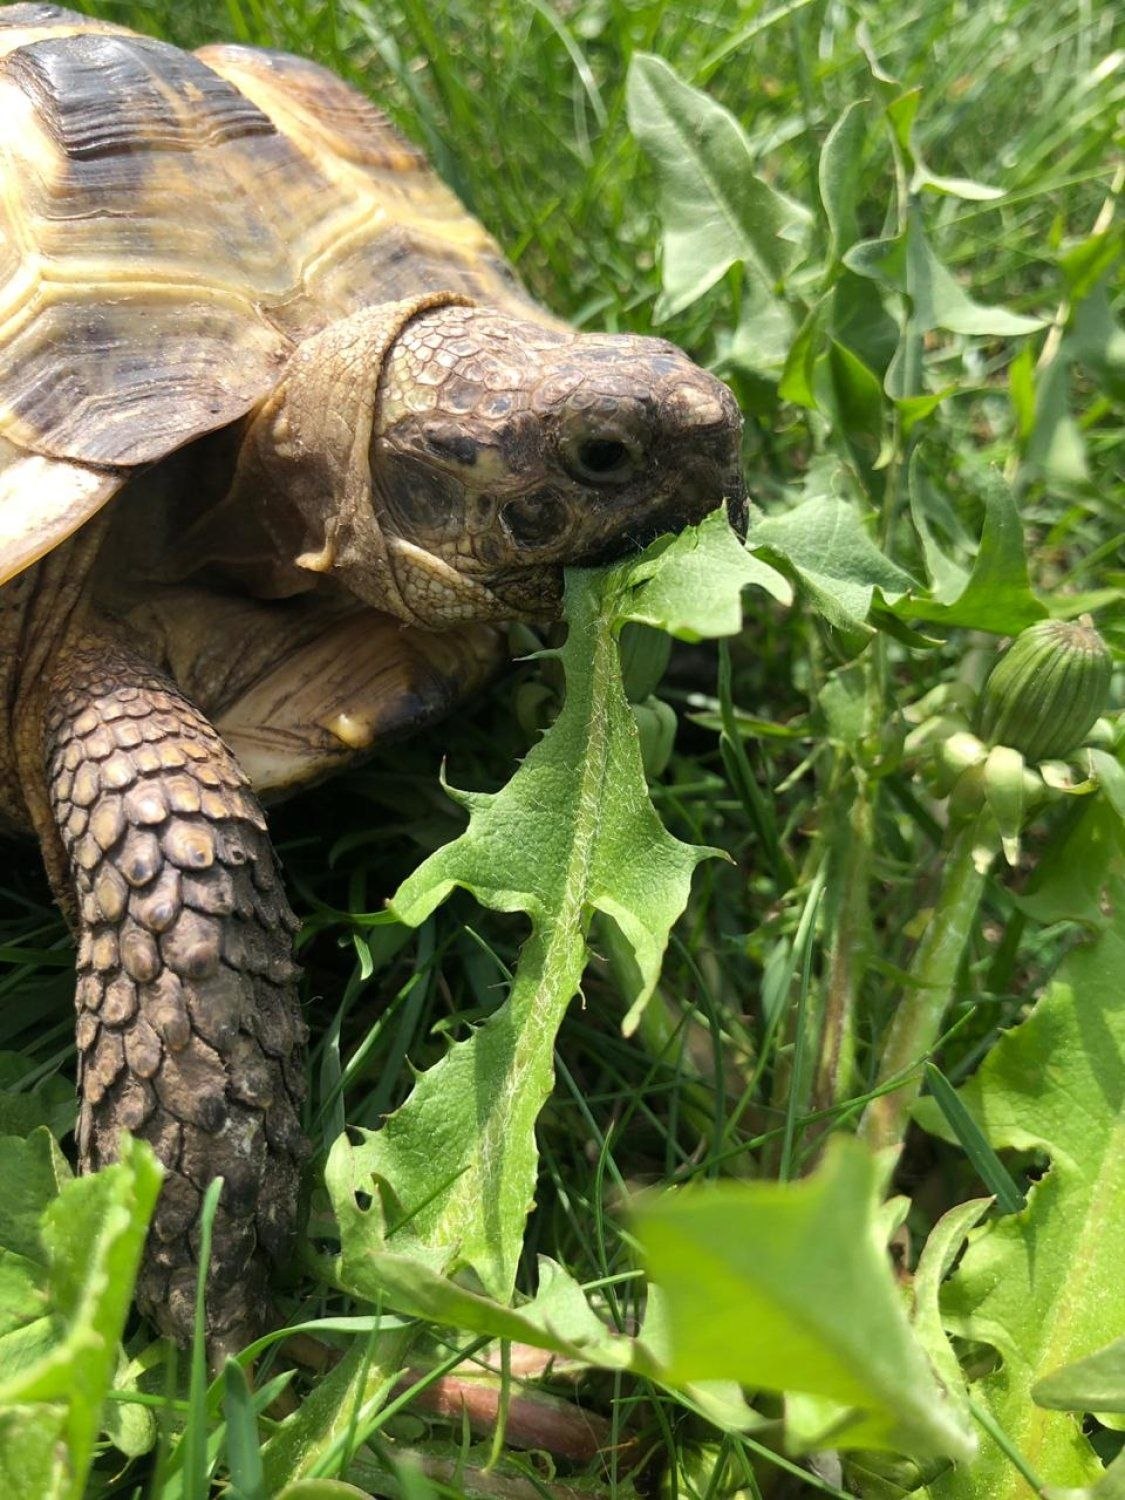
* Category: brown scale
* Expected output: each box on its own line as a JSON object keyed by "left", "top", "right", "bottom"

{"left": 43, "top": 640, "right": 307, "bottom": 1355}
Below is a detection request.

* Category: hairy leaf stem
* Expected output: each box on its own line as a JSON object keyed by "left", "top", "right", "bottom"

{"left": 814, "top": 777, "right": 873, "bottom": 1115}
{"left": 859, "top": 816, "right": 994, "bottom": 1153}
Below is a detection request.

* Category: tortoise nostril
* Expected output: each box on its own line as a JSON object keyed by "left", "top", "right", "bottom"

{"left": 563, "top": 433, "right": 639, "bottom": 486}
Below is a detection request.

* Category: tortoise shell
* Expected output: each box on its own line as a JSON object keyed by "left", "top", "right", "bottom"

{"left": 0, "top": 3, "right": 530, "bottom": 578}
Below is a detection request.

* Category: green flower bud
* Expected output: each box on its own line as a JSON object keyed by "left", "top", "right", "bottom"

{"left": 976, "top": 617, "right": 1112, "bottom": 763}
{"left": 924, "top": 728, "right": 984, "bottom": 797}
{"left": 983, "top": 744, "right": 1029, "bottom": 866}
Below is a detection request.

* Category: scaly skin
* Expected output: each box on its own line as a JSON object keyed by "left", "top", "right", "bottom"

{"left": 42, "top": 638, "right": 307, "bottom": 1353}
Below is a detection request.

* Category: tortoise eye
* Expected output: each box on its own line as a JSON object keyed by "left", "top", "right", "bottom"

{"left": 561, "top": 432, "right": 640, "bottom": 486}
{"left": 501, "top": 493, "right": 568, "bottom": 547}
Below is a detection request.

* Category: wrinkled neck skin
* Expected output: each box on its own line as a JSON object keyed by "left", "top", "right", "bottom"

{"left": 193, "top": 292, "right": 549, "bottom": 627}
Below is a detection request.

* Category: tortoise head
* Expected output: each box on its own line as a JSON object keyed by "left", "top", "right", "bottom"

{"left": 229, "top": 297, "right": 743, "bottom": 626}
{"left": 368, "top": 304, "right": 745, "bottom": 621}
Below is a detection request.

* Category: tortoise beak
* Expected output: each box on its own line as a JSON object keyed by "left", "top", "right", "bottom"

{"left": 567, "top": 430, "right": 747, "bottom": 570}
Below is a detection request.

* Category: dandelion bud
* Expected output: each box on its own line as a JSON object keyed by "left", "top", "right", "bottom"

{"left": 977, "top": 617, "right": 1112, "bottom": 763}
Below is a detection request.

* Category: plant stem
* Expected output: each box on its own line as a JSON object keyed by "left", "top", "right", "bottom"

{"left": 814, "top": 776, "right": 873, "bottom": 1114}
{"left": 859, "top": 817, "right": 994, "bottom": 1154}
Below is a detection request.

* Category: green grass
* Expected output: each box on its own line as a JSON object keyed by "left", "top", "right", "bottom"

{"left": 1, "top": 0, "right": 1122, "bottom": 1495}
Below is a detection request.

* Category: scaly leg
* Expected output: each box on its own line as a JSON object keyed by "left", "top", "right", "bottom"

{"left": 39, "top": 638, "right": 307, "bottom": 1353}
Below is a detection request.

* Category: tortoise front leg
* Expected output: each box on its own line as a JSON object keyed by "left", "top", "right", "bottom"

{"left": 39, "top": 638, "right": 307, "bottom": 1353}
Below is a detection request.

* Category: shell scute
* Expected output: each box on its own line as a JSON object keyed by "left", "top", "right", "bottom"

{"left": 195, "top": 45, "right": 425, "bottom": 171}
{"left": 0, "top": 437, "right": 124, "bottom": 586}
{"left": 0, "top": 28, "right": 317, "bottom": 464}
{"left": 7, "top": 32, "right": 277, "bottom": 162}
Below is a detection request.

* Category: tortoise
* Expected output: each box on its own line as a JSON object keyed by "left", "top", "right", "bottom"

{"left": 0, "top": 3, "right": 744, "bottom": 1353}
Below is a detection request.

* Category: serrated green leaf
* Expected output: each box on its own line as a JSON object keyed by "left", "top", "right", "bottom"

{"left": 1089, "top": 750, "right": 1125, "bottom": 824}
{"left": 906, "top": 208, "right": 1045, "bottom": 336}
{"left": 833, "top": 269, "right": 902, "bottom": 380}
{"left": 1012, "top": 800, "right": 1124, "bottom": 929}
{"left": 818, "top": 662, "right": 870, "bottom": 753}
{"left": 1025, "top": 353, "right": 1090, "bottom": 485}
{"left": 907, "top": 452, "right": 970, "bottom": 605}
{"left": 916, "top": 862, "right": 1125, "bottom": 1496}
{"left": 0, "top": 1255, "right": 46, "bottom": 1347}
{"left": 0, "top": 1132, "right": 71, "bottom": 1359}
{"left": 623, "top": 508, "right": 792, "bottom": 636}
{"left": 751, "top": 484, "right": 916, "bottom": 631}
{"left": 897, "top": 473, "right": 1046, "bottom": 634}
{"left": 0, "top": 1405, "right": 69, "bottom": 1498}
{"left": 778, "top": 295, "right": 828, "bottom": 409}
{"left": 912, "top": 1197, "right": 992, "bottom": 1429}
{"left": 844, "top": 232, "right": 907, "bottom": 292}
{"left": 828, "top": 339, "right": 885, "bottom": 491}
{"left": 1079, "top": 1451, "right": 1125, "bottom": 1500}
{"left": 0, "top": 1079, "right": 72, "bottom": 1141}
{"left": 883, "top": 85, "right": 1005, "bottom": 202}
{"left": 337, "top": 517, "right": 749, "bottom": 1305}
{"left": 634, "top": 1138, "right": 975, "bottom": 1462}
{"left": 314, "top": 1232, "right": 765, "bottom": 1466}
{"left": 721, "top": 275, "right": 797, "bottom": 379}
{"left": 626, "top": 52, "right": 810, "bottom": 317}
{"left": 326, "top": 1220, "right": 649, "bottom": 1374}
{"left": 847, "top": 208, "right": 1045, "bottom": 343}
{"left": 0, "top": 1129, "right": 70, "bottom": 1266}
{"left": 0, "top": 1136, "right": 161, "bottom": 1500}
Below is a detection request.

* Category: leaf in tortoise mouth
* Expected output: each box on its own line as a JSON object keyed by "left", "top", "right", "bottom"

{"left": 325, "top": 509, "right": 780, "bottom": 1307}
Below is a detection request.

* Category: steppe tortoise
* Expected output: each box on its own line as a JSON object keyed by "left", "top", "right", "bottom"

{"left": 0, "top": 3, "right": 744, "bottom": 1352}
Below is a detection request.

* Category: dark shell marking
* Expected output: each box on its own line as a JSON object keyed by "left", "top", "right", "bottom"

{"left": 6, "top": 32, "right": 277, "bottom": 160}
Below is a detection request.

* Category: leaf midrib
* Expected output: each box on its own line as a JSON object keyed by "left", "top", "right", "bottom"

{"left": 434, "top": 594, "right": 618, "bottom": 1259}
